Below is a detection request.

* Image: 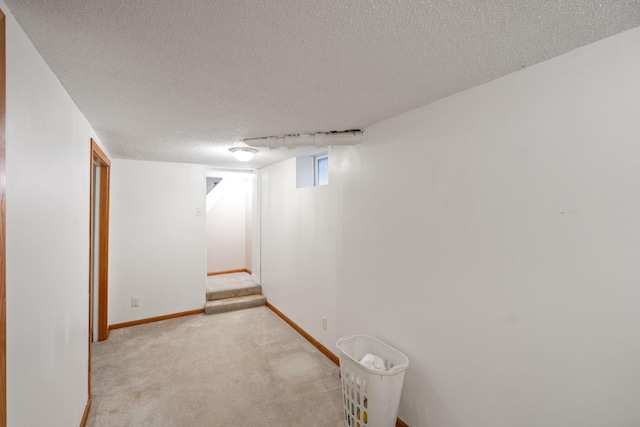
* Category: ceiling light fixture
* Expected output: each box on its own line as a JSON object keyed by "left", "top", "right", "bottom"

{"left": 229, "top": 147, "right": 258, "bottom": 162}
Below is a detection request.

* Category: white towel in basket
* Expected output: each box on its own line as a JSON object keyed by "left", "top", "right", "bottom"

{"left": 360, "top": 353, "right": 386, "bottom": 371}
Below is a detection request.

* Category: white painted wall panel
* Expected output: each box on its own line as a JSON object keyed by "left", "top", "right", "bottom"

{"left": 3, "top": 1, "right": 109, "bottom": 424}
{"left": 245, "top": 180, "right": 253, "bottom": 272}
{"left": 261, "top": 27, "right": 640, "bottom": 427}
{"left": 110, "top": 159, "right": 206, "bottom": 324}
{"left": 260, "top": 150, "right": 341, "bottom": 353}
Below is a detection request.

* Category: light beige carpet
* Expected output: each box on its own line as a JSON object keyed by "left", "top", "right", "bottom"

{"left": 88, "top": 307, "right": 344, "bottom": 426}
{"left": 206, "top": 272, "right": 256, "bottom": 294}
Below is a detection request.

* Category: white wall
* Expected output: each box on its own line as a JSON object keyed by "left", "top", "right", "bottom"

{"left": 110, "top": 159, "right": 206, "bottom": 324}
{"left": 261, "top": 151, "right": 341, "bottom": 351}
{"left": 206, "top": 177, "right": 250, "bottom": 272}
{"left": 3, "top": 1, "right": 109, "bottom": 424}
{"left": 260, "top": 26, "right": 640, "bottom": 427}
{"left": 92, "top": 165, "right": 101, "bottom": 342}
{"left": 245, "top": 180, "right": 253, "bottom": 272}
{"left": 251, "top": 173, "right": 261, "bottom": 283}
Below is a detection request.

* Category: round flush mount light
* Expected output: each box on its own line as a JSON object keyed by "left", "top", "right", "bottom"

{"left": 229, "top": 147, "right": 258, "bottom": 162}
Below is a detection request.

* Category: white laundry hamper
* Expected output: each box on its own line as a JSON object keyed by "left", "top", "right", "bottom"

{"left": 336, "top": 335, "right": 409, "bottom": 427}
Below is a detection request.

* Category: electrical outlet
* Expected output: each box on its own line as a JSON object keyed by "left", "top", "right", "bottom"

{"left": 196, "top": 207, "right": 204, "bottom": 216}
{"left": 131, "top": 297, "right": 139, "bottom": 307}
{"left": 322, "top": 316, "right": 327, "bottom": 330}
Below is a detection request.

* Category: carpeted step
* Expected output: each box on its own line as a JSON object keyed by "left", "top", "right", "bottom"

{"left": 204, "top": 294, "right": 267, "bottom": 315}
{"left": 206, "top": 284, "right": 262, "bottom": 301}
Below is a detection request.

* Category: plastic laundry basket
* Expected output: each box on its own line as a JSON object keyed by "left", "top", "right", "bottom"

{"left": 336, "top": 335, "right": 409, "bottom": 427}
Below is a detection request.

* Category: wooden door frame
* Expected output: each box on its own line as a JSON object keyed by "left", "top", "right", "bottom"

{"left": 88, "top": 139, "right": 110, "bottom": 400}
{"left": 0, "top": 9, "right": 6, "bottom": 427}
{"left": 89, "top": 139, "right": 110, "bottom": 342}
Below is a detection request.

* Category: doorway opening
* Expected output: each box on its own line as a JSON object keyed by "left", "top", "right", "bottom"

{"left": 88, "top": 139, "right": 110, "bottom": 398}
{"left": 90, "top": 139, "right": 110, "bottom": 341}
{"left": 205, "top": 171, "right": 254, "bottom": 277}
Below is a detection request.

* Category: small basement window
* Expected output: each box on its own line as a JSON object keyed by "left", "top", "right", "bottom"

{"left": 314, "top": 153, "right": 328, "bottom": 186}
{"left": 296, "top": 151, "right": 328, "bottom": 188}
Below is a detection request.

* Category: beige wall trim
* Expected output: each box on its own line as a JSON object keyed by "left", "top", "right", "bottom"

{"left": 79, "top": 398, "right": 91, "bottom": 427}
{"left": 109, "top": 309, "right": 204, "bottom": 330}
{"left": 265, "top": 302, "right": 339, "bottom": 365}
{"left": 207, "top": 268, "right": 251, "bottom": 276}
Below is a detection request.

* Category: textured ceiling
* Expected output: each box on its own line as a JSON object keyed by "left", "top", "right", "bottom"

{"left": 5, "top": 0, "right": 640, "bottom": 169}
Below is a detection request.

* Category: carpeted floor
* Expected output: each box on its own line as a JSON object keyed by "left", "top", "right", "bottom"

{"left": 87, "top": 306, "right": 344, "bottom": 426}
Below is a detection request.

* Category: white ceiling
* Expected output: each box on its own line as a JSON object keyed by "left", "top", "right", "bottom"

{"left": 5, "top": 0, "right": 640, "bottom": 170}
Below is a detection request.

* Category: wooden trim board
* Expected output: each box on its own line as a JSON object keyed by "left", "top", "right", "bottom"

{"left": 109, "top": 309, "right": 204, "bottom": 330}
{"left": 266, "top": 302, "right": 339, "bottom": 365}
{"left": 265, "top": 302, "right": 410, "bottom": 427}
{"left": 79, "top": 398, "right": 91, "bottom": 427}
{"left": 97, "top": 163, "right": 110, "bottom": 340}
{"left": 207, "top": 268, "right": 251, "bottom": 276}
{"left": 91, "top": 139, "right": 110, "bottom": 166}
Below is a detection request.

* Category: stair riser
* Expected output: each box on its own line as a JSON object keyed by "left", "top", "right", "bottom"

{"left": 204, "top": 296, "right": 267, "bottom": 315}
{"left": 206, "top": 285, "right": 262, "bottom": 301}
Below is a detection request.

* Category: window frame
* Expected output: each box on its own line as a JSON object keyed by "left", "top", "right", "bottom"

{"left": 314, "top": 152, "right": 328, "bottom": 186}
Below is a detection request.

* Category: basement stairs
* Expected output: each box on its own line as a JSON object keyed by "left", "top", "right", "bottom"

{"left": 204, "top": 272, "right": 267, "bottom": 315}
